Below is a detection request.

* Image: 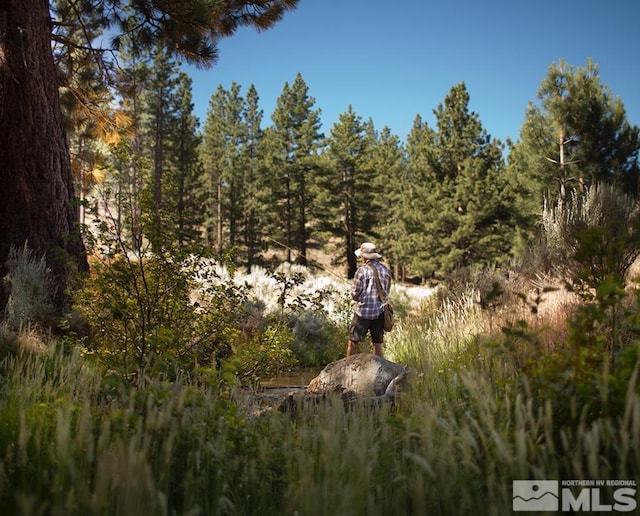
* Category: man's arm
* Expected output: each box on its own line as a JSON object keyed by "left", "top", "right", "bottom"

{"left": 351, "top": 269, "right": 364, "bottom": 301}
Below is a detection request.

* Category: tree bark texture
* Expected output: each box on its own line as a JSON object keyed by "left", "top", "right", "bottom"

{"left": 0, "top": 0, "right": 87, "bottom": 311}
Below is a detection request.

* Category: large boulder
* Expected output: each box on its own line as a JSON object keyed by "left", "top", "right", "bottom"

{"left": 254, "top": 354, "right": 408, "bottom": 417}
{"left": 306, "top": 353, "right": 407, "bottom": 401}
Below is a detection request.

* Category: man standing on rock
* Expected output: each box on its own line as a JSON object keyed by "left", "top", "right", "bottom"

{"left": 347, "top": 242, "right": 392, "bottom": 357}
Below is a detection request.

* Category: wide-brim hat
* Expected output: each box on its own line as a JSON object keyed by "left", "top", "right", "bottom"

{"left": 354, "top": 242, "right": 382, "bottom": 260}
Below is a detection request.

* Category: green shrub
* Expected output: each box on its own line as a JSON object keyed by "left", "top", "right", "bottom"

{"left": 3, "top": 244, "right": 54, "bottom": 329}
{"left": 542, "top": 182, "right": 640, "bottom": 283}
{"left": 74, "top": 252, "right": 248, "bottom": 385}
{"left": 290, "top": 310, "right": 345, "bottom": 366}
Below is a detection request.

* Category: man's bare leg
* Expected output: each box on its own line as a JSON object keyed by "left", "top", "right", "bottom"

{"left": 372, "top": 342, "right": 383, "bottom": 357}
{"left": 346, "top": 340, "right": 358, "bottom": 357}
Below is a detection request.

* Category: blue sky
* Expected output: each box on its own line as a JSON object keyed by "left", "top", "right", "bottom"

{"left": 184, "top": 0, "right": 640, "bottom": 145}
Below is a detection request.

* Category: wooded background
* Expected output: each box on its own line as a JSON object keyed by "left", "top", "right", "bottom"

{"left": 1, "top": 0, "right": 639, "bottom": 314}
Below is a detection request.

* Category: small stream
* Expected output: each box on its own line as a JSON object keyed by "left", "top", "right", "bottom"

{"left": 258, "top": 367, "right": 321, "bottom": 395}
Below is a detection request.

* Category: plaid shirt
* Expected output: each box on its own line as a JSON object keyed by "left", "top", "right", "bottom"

{"left": 351, "top": 260, "right": 392, "bottom": 320}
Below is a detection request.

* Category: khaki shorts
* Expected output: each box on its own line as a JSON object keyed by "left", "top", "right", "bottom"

{"left": 349, "top": 313, "right": 385, "bottom": 343}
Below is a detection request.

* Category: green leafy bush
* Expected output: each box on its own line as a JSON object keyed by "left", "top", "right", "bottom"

{"left": 74, "top": 252, "right": 248, "bottom": 384}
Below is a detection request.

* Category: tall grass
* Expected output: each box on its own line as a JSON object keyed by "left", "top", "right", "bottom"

{"left": 0, "top": 344, "right": 287, "bottom": 515}
{"left": 0, "top": 282, "right": 638, "bottom": 515}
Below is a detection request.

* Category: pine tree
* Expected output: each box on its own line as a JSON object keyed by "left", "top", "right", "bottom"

{"left": 368, "top": 126, "right": 410, "bottom": 280}
{"left": 106, "top": 42, "right": 201, "bottom": 253}
{"left": 406, "top": 83, "right": 513, "bottom": 278}
{"left": 203, "top": 82, "right": 266, "bottom": 268}
{"left": 264, "top": 73, "right": 323, "bottom": 265}
{"left": 0, "top": 0, "right": 299, "bottom": 314}
{"left": 1, "top": 0, "right": 89, "bottom": 311}
{"left": 405, "top": 114, "right": 448, "bottom": 277}
{"left": 52, "top": 0, "right": 113, "bottom": 227}
{"left": 508, "top": 58, "right": 640, "bottom": 238}
{"left": 103, "top": 42, "right": 201, "bottom": 253}
{"left": 102, "top": 41, "right": 151, "bottom": 251}
{"left": 142, "top": 44, "right": 182, "bottom": 245}
{"left": 201, "top": 82, "right": 248, "bottom": 255}
{"left": 201, "top": 85, "right": 227, "bottom": 251}
{"left": 319, "top": 105, "right": 375, "bottom": 277}
{"left": 243, "top": 84, "right": 266, "bottom": 269}
{"left": 172, "top": 73, "right": 205, "bottom": 246}
{"left": 227, "top": 83, "right": 250, "bottom": 250}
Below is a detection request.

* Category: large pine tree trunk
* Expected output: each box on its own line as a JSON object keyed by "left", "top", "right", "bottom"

{"left": 0, "top": 0, "right": 87, "bottom": 312}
